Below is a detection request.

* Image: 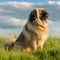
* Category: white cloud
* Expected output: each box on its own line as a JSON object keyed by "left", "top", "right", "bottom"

{"left": 0, "top": 16, "right": 27, "bottom": 28}
{"left": 11, "top": 18, "right": 27, "bottom": 26}
{"left": 48, "top": 1, "right": 60, "bottom": 5}
{"left": 48, "top": 1, "right": 55, "bottom": 5}
{"left": 0, "top": 1, "right": 39, "bottom": 9}
{"left": 0, "top": 1, "right": 42, "bottom": 9}
{"left": 56, "top": 1, "right": 60, "bottom": 5}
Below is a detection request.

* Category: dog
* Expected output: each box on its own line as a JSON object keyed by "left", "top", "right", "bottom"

{"left": 4, "top": 8, "right": 49, "bottom": 52}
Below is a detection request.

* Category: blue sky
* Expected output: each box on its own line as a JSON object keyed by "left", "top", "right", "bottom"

{"left": 0, "top": 0, "right": 60, "bottom": 37}
{"left": 0, "top": 0, "right": 60, "bottom": 2}
{"left": 0, "top": 0, "right": 48, "bottom": 2}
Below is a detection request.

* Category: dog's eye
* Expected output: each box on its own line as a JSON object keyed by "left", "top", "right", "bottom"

{"left": 41, "top": 10, "right": 44, "bottom": 13}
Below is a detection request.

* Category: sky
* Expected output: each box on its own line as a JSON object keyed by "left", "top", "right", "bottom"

{"left": 0, "top": 0, "right": 50, "bottom": 2}
{"left": 0, "top": 0, "right": 60, "bottom": 2}
{"left": 0, "top": 0, "right": 60, "bottom": 38}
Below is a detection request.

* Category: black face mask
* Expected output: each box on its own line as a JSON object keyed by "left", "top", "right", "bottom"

{"left": 40, "top": 10, "right": 48, "bottom": 20}
{"left": 29, "top": 9, "right": 37, "bottom": 22}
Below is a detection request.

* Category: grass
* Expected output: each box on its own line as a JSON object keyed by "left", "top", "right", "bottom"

{"left": 0, "top": 37, "right": 60, "bottom": 60}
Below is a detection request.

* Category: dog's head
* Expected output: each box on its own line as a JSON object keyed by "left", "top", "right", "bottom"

{"left": 29, "top": 8, "right": 49, "bottom": 26}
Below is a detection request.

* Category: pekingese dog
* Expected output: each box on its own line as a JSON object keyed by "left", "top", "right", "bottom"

{"left": 4, "top": 8, "right": 49, "bottom": 52}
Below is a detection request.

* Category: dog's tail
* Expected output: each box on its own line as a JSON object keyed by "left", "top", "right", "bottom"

{"left": 3, "top": 38, "right": 16, "bottom": 51}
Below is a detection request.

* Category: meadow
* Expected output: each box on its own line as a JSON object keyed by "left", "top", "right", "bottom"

{"left": 0, "top": 37, "right": 60, "bottom": 60}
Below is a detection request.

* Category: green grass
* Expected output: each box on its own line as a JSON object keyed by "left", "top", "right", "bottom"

{"left": 0, "top": 37, "right": 60, "bottom": 60}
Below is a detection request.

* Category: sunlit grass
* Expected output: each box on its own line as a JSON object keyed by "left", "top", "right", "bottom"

{"left": 0, "top": 36, "right": 60, "bottom": 60}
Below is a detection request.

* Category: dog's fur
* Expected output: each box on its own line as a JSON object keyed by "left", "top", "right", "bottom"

{"left": 3, "top": 38, "right": 16, "bottom": 50}
{"left": 4, "top": 8, "right": 49, "bottom": 52}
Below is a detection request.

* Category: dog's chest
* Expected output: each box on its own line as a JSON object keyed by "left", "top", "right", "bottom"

{"left": 31, "top": 26, "right": 48, "bottom": 40}
{"left": 23, "top": 22, "right": 48, "bottom": 41}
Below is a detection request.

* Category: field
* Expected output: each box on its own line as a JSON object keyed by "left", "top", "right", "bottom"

{"left": 0, "top": 37, "right": 60, "bottom": 60}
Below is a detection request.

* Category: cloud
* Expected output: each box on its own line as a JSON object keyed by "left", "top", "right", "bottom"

{"left": 57, "top": 1, "right": 60, "bottom": 5}
{"left": 0, "top": 2, "right": 42, "bottom": 9}
{"left": 48, "top": 1, "right": 60, "bottom": 5}
{"left": 48, "top": 1, "right": 56, "bottom": 5}
{"left": 0, "top": 2, "right": 32, "bottom": 9}
{"left": 0, "top": 16, "right": 27, "bottom": 29}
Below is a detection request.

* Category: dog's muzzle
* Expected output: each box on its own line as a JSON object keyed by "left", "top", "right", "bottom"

{"left": 40, "top": 10, "right": 49, "bottom": 20}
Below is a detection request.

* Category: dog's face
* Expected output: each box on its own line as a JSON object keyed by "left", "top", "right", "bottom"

{"left": 29, "top": 8, "right": 49, "bottom": 26}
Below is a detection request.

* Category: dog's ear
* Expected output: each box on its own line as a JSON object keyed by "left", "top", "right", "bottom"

{"left": 29, "top": 9, "right": 37, "bottom": 22}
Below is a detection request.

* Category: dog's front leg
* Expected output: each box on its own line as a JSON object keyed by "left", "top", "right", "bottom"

{"left": 29, "top": 40, "right": 37, "bottom": 50}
